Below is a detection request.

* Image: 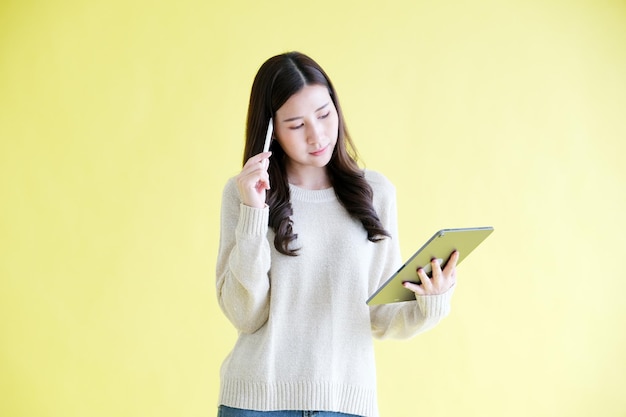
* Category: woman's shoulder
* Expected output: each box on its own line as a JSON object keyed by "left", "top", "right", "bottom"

{"left": 222, "top": 175, "right": 238, "bottom": 191}
{"left": 221, "top": 176, "right": 240, "bottom": 204}
{"left": 363, "top": 169, "right": 396, "bottom": 203}
{"left": 363, "top": 169, "right": 395, "bottom": 192}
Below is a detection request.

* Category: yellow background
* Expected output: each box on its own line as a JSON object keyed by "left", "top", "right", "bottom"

{"left": 1, "top": 0, "right": 625, "bottom": 416}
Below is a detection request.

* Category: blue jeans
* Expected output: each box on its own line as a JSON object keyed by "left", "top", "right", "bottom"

{"left": 218, "top": 405, "right": 364, "bottom": 417}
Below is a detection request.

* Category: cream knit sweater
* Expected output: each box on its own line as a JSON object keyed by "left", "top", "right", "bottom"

{"left": 216, "top": 170, "right": 454, "bottom": 417}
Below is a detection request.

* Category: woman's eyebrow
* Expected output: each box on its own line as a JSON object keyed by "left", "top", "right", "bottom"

{"left": 282, "top": 102, "right": 330, "bottom": 122}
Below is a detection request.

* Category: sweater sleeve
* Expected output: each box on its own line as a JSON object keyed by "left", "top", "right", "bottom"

{"left": 215, "top": 178, "right": 271, "bottom": 334}
{"left": 366, "top": 171, "right": 455, "bottom": 340}
{"left": 370, "top": 287, "right": 455, "bottom": 339}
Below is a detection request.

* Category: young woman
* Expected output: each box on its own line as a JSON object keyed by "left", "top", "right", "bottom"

{"left": 215, "top": 51, "right": 459, "bottom": 417}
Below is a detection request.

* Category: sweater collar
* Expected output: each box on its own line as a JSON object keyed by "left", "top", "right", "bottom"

{"left": 288, "top": 183, "right": 337, "bottom": 203}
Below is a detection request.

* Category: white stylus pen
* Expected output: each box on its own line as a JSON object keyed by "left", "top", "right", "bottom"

{"left": 263, "top": 118, "right": 273, "bottom": 153}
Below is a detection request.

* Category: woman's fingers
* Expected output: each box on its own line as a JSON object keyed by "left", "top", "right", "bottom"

{"left": 244, "top": 151, "right": 272, "bottom": 167}
{"left": 236, "top": 152, "right": 272, "bottom": 208}
{"left": 443, "top": 250, "right": 460, "bottom": 276}
{"left": 402, "top": 251, "right": 460, "bottom": 296}
{"left": 238, "top": 162, "right": 269, "bottom": 191}
{"left": 430, "top": 257, "right": 442, "bottom": 279}
{"left": 240, "top": 152, "right": 271, "bottom": 177}
{"left": 402, "top": 267, "right": 430, "bottom": 296}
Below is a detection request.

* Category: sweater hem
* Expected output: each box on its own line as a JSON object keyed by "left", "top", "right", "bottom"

{"left": 219, "top": 379, "right": 378, "bottom": 417}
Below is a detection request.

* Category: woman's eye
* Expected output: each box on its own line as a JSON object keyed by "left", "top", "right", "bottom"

{"left": 319, "top": 111, "right": 331, "bottom": 119}
{"left": 289, "top": 123, "right": 304, "bottom": 130}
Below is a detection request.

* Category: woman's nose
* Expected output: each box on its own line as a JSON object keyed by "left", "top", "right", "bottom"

{"left": 306, "top": 121, "right": 323, "bottom": 144}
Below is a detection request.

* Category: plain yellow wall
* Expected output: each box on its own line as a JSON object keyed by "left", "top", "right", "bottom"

{"left": 1, "top": 0, "right": 625, "bottom": 416}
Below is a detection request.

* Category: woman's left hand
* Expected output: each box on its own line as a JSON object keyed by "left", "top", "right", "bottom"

{"left": 403, "top": 250, "right": 459, "bottom": 296}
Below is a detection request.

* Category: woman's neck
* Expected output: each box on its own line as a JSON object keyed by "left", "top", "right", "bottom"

{"left": 286, "top": 165, "right": 331, "bottom": 190}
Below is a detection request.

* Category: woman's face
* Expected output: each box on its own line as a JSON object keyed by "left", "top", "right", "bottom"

{"left": 274, "top": 84, "right": 339, "bottom": 178}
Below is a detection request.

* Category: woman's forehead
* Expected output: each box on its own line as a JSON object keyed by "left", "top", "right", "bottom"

{"left": 276, "top": 85, "right": 333, "bottom": 117}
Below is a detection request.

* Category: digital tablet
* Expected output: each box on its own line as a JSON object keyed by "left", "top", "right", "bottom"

{"left": 366, "top": 227, "right": 494, "bottom": 305}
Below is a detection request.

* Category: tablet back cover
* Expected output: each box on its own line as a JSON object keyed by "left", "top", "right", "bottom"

{"left": 367, "top": 227, "right": 494, "bottom": 305}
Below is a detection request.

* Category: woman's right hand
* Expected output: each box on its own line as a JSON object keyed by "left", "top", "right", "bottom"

{"left": 235, "top": 151, "right": 272, "bottom": 208}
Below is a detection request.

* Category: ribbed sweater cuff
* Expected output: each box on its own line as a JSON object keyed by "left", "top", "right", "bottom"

{"left": 416, "top": 284, "right": 455, "bottom": 317}
{"left": 236, "top": 204, "right": 269, "bottom": 236}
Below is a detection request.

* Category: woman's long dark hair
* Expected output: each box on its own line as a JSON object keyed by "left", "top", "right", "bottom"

{"left": 243, "top": 51, "right": 390, "bottom": 256}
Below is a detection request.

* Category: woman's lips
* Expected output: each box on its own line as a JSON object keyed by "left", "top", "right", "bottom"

{"left": 310, "top": 145, "right": 328, "bottom": 156}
